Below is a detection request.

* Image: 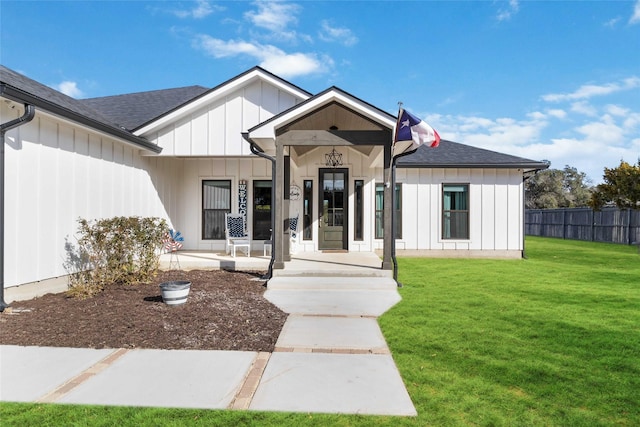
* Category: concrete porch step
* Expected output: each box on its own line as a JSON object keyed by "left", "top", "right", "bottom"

{"left": 272, "top": 269, "right": 392, "bottom": 278}
{"left": 266, "top": 276, "right": 397, "bottom": 291}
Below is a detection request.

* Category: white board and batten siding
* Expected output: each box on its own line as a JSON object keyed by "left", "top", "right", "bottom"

{"left": 144, "top": 79, "right": 304, "bottom": 157}
{"left": 378, "top": 167, "right": 524, "bottom": 257}
{"left": 166, "top": 156, "right": 272, "bottom": 252}
{"left": 3, "top": 105, "right": 173, "bottom": 288}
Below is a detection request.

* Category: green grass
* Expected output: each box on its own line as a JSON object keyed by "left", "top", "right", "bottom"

{"left": 2, "top": 237, "right": 639, "bottom": 426}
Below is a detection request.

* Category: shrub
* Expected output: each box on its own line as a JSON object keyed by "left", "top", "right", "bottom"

{"left": 67, "top": 216, "right": 168, "bottom": 298}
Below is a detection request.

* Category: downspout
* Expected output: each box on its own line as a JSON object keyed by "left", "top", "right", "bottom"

{"left": 391, "top": 149, "right": 418, "bottom": 286}
{"left": 243, "top": 133, "right": 275, "bottom": 282}
{"left": 0, "top": 103, "right": 35, "bottom": 311}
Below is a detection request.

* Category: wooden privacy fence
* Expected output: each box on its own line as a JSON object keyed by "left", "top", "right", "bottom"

{"left": 525, "top": 207, "right": 640, "bottom": 245}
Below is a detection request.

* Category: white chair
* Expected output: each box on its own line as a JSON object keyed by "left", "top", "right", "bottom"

{"left": 289, "top": 214, "right": 299, "bottom": 254}
{"left": 225, "top": 213, "right": 251, "bottom": 257}
{"left": 263, "top": 215, "right": 298, "bottom": 256}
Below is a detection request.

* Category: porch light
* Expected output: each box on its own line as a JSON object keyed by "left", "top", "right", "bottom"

{"left": 325, "top": 147, "right": 343, "bottom": 168}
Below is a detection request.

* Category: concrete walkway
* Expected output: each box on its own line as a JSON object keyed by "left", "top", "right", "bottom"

{"left": 1, "top": 254, "right": 416, "bottom": 416}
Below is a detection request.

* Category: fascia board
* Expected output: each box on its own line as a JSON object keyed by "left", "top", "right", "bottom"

{"left": 134, "top": 69, "right": 311, "bottom": 136}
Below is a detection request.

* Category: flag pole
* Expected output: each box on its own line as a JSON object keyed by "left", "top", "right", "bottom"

{"left": 390, "top": 102, "right": 403, "bottom": 285}
{"left": 389, "top": 106, "right": 439, "bottom": 284}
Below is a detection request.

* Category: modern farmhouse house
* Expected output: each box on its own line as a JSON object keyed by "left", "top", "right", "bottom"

{"left": 1, "top": 65, "right": 548, "bottom": 295}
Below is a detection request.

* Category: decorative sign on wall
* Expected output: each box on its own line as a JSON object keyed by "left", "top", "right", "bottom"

{"left": 290, "top": 184, "right": 301, "bottom": 201}
{"left": 238, "top": 180, "right": 248, "bottom": 230}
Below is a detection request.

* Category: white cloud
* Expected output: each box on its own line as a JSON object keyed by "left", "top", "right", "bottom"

{"left": 571, "top": 101, "right": 598, "bottom": 117}
{"left": 604, "top": 104, "right": 629, "bottom": 116}
{"left": 318, "top": 20, "right": 358, "bottom": 46}
{"left": 527, "top": 111, "right": 546, "bottom": 120}
{"left": 542, "top": 76, "right": 640, "bottom": 102}
{"left": 630, "top": 0, "right": 640, "bottom": 24}
{"left": 604, "top": 17, "right": 620, "bottom": 28}
{"left": 576, "top": 115, "right": 625, "bottom": 142}
{"left": 496, "top": 0, "right": 519, "bottom": 22}
{"left": 56, "top": 81, "right": 84, "bottom": 98}
{"left": 193, "top": 35, "right": 331, "bottom": 78}
{"left": 546, "top": 109, "right": 567, "bottom": 119}
{"left": 424, "top": 81, "right": 640, "bottom": 182}
{"left": 173, "top": 0, "right": 220, "bottom": 19}
{"left": 424, "top": 113, "right": 547, "bottom": 155}
{"left": 245, "top": 1, "right": 300, "bottom": 33}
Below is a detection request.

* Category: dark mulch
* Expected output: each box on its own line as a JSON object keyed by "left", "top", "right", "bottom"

{"left": 0, "top": 270, "right": 288, "bottom": 352}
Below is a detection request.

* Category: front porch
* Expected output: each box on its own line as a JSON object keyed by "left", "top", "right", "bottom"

{"left": 158, "top": 250, "right": 390, "bottom": 279}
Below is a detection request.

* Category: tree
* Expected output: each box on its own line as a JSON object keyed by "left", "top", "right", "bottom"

{"left": 525, "top": 165, "right": 593, "bottom": 209}
{"left": 589, "top": 160, "right": 640, "bottom": 210}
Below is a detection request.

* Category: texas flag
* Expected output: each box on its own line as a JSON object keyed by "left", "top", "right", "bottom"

{"left": 393, "top": 108, "right": 440, "bottom": 155}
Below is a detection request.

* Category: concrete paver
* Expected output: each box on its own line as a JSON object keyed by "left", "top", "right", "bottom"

{"left": 265, "top": 289, "right": 401, "bottom": 317}
{"left": 249, "top": 352, "right": 416, "bottom": 416}
{"left": 0, "top": 345, "right": 112, "bottom": 402}
{"left": 275, "top": 315, "right": 387, "bottom": 351}
{"left": 58, "top": 349, "right": 257, "bottom": 409}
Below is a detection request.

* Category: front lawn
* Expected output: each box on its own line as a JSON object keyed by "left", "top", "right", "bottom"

{"left": 2, "top": 237, "right": 638, "bottom": 426}
{"left": 381, "top": 236, "right": 640, "bottom": 426}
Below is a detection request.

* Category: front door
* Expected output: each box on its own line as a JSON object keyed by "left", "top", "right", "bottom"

{"left": 318, "top": 168, "right": 348, "bottom": 250}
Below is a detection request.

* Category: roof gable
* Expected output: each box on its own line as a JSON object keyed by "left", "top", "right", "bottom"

{"left": 249, "top": 86, "right": 396, "bottom": 142}
{"left": 134, "top": 66, "right": 312, "bottom": 136}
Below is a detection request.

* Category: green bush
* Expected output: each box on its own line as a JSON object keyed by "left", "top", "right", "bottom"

{"left": 67, "top": 217, "right": 168, "bottom": 298}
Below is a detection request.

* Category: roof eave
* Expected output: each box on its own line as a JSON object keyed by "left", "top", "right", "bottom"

{"left": 398, "top": 162, "right": 550, "bottom": 172}
{"left": 1, "top": 83, "right": 162, "bottom": 153}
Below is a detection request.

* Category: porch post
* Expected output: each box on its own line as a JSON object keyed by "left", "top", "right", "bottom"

{"left": 283, "top": 154, "right": 291, "bottom": 262}
{"left": 273, "top": 140, "right": 285, "bottom": 269}
{"left": 382, "top": 142, "right": 393, "bottom": 270}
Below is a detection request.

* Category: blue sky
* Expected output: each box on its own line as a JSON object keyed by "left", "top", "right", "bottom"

{"left": 2, "top": 0, "right": 639, "bottom": 183}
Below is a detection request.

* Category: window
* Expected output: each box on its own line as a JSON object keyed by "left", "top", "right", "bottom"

{"left": 253, "top": 180, "right": 271, "bottom": 240}
{"left": 375, "top": 183, "right": 402, "bottom": 239}
{"left": 202, "top": 180, "right": 231, "bottom": 240}
{"left": 303, "top": 180, "right": 313, "bottom": 240}
{"left": 354, "top": 180, "right": 364, "bottom": 240}
{"left": 443, "top": 184, "right": 469, "bottom": 239}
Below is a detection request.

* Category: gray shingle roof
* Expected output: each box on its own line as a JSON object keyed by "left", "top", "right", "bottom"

{"left": 397, "top": 139, "right": 549, "bottom": 171}
{"left": 0, "top": 65, "right": 161, "bottom": 153}
{"left": 82, "top": 86, "right": 210, "bottom": 131}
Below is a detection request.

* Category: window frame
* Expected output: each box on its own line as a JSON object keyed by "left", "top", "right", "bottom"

{"left": 442, "top": 183, "right": 470, "bottom": 240}
{"left": 202, "top": 179, "right": 232, "bottom": 240}
{"left": 252, "top": 180, "right": 272, "bottom": 240}
{"left": 303, "top": 180, "right": 313, "bottom": 240}
{"left": 375, "top": 182, "right": 402, "bottom": 240}
{"left": 354, "top": 180, "right": 364, "bottom": 241}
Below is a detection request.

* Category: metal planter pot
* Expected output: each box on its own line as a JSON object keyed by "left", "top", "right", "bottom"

{"left": 159, "top": 280, "right": 191, "bottom": 306}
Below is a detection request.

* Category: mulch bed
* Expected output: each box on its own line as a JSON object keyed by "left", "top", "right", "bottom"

{"left": 0, "top": 270, "right": 288, "bottom": 352}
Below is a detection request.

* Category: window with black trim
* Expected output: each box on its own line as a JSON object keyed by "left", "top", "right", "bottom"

{"left": 375, "top": 183, "right": 402, "bottom": 239}
{"left": 253, "top": 180, "right": 271, "bottom": 240}
{"left": 303, "top": 180, "right": 313, "bottom": 240}
{"left": 202, "top": 180, "right": 231, "bottom": 240}
{"left": 442, "top": 184, "right": 469, "bottom": 239}
{"left": 354, "top": 180, "right": 364, "bottom": 240}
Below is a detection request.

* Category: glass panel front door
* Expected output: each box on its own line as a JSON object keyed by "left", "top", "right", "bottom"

{"left": 318, "top": 168, "right": 348, "bottom": 250}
